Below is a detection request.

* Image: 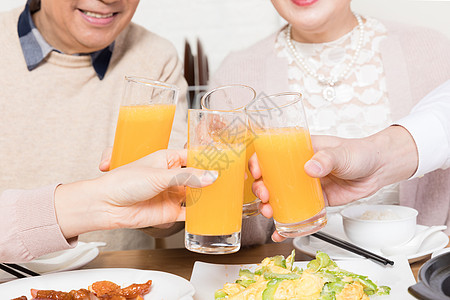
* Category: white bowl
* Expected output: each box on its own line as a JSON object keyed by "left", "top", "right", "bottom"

{"left": 340, "top": 204, "right": 418, "bottom": 251}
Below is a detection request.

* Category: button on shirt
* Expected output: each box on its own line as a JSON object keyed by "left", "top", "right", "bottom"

{"left": 17, "top": 2, "right": 114, "bottom": 80}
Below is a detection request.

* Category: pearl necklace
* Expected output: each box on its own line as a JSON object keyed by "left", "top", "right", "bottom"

{"left": 285, "top": 13, "right": 365, "bottom": 102}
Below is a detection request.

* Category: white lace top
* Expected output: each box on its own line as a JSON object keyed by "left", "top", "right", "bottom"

{"left": 276, "top": 16, "right": 399, "bottom": 206}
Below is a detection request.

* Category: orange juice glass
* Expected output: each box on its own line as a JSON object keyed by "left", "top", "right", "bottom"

{"left": 201, "top": 84, "right": 260, "bottom": 217}
{"left": 185, "top": 109, "right": 248, "bottom": 254}
{"left": 245, "top": 93, "right": 327, "bottom": 237}
{"left": 109, "top": 76, "right": 178, "bottom": 170}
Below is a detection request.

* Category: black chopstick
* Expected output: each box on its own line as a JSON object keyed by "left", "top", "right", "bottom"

{"left": 311, "top": 231, "right": 395, "bottom": 266}
{"left": 4, "top": 263, "right": 40, "bottom": 277}
{"left": 0, "top": 263, "right": 40, "bottom": 279}
{"left": 0, "top": 263, "right": 27, "bottom": 278}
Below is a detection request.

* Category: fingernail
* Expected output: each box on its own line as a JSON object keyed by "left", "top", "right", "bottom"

{"left": 200, "top": 170, "right": 218, "bottom": 184}
{"left": 305, "top": 160, "right": 323, "bottom": 175}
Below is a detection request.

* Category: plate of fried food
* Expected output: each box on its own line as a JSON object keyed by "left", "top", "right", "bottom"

{"left": 2, "top": 268, "right": 194, "bottom": 300}
{"left": 190, "top": 250, "right": 416, "bottom": 299}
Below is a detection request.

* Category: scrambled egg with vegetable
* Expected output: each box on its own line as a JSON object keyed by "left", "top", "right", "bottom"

{"left": 215, "top": 251, "right": 390, "bottom": 300}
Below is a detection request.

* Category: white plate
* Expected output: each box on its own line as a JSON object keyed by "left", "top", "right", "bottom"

{"left": 190, "top": 256, "right": 416, "bottom": 300}
{"left": 0, "top": 242, "right": 104, "bottom": 282}
{"left": 293, "top": 213, "right": 449, "bottom": 263}
{"left": 431, "top": 247, "right": 450, "bottom": 258}
{"left": 0, "top": 268, "right": 195, "bottom": 300}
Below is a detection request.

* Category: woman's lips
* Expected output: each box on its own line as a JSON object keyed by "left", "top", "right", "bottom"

{"left": 78, "top": 9, "right": 117, "bottom": 26}
{"left": 291, "top": 0, "right": 319, "bottom": 7}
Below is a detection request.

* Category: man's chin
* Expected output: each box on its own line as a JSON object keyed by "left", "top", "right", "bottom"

{"left": 75, "top": 33, "right": 116, "bottom": 53}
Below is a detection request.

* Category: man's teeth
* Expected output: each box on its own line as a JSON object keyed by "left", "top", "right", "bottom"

{"left": 83, "top": 11, "right": 114, "bottom": 18}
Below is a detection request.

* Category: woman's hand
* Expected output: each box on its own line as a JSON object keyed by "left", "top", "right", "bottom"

{"left": 55, "top": 149, "right": 217, "bottom": 239}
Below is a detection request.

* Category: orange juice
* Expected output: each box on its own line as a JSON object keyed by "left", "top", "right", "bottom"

{"left": 186, "top": 145, "right": 246, "bottom": 235}
{"left": 243, "top": 140, "right": 256, "bottom": 204}
{"left": 110, "top": 104, "right": 176, "bottom": 169}
{"left": 253, "top": 127, "right": 324, "bottom": 224}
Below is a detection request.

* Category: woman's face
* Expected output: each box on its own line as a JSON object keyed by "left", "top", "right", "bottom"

{"left": 35, "top": 0, "right": 140, "bottom": 54}
{"left": 271, "top": 0, "right": 355, "bottom": 42}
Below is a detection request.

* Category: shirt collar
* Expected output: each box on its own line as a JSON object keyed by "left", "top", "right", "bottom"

{"left": 17, "top": 1, "right": 114, "bottom": 80}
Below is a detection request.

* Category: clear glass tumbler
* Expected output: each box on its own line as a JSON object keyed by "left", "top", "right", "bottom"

{"left": 185, "top": 109, "right": 248, "bottom": 254}
{"left": 245, "top": 92, "right": 327, "bottom": 237}
{"left": 109, "top": 76, "right": 179, "bottom": 170}
{"left": 201, "top": 84, "right": 260, "bottom": 217}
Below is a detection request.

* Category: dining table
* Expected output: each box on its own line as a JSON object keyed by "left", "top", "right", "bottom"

{"left": 81, "top": 237, "right": 450, "bottom": 282}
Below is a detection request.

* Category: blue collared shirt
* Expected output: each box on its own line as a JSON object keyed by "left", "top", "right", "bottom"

{"left": 17, "top": 1, "right": 114, "bottom": 80}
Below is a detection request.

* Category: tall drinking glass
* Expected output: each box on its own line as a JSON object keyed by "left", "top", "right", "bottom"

{"left": 185, "top": 109, "right": 248, "bottom": 254}
{"left": 201, "top": 84, "right": 260, "bottom": 217}
{"left": 109, "top": 76, "right": 179, "bottom": 170}
{"left": 245, "top": 92, "right": 327, "bottom": 237}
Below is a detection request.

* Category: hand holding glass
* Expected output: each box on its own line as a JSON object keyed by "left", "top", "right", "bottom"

{"left": 245, "top": 93, "right": 327, "bottom": 237}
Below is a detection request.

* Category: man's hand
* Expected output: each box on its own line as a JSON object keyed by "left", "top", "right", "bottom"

{"left": 250, "top": 126, "right": 418, "bottom": 242}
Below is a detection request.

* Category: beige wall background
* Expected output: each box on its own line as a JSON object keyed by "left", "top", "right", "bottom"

{"left": 3, "top": 0, "right": 450, "bottom": 73}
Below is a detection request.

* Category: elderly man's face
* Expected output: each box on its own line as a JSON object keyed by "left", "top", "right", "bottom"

{"left": 35, "top": 0, "right": 140, "bottom": 54}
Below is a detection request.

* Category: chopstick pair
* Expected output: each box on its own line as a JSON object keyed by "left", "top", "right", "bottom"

{"left": 0, "top": 263, "right": 40, "bottom": 279}
{"left": 311, "top": 231, "right": 395, "bottom": 266}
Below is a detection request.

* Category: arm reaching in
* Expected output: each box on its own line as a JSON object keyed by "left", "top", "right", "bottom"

{"left": 250, "top": 125, "right": 418, "bottom": 242}
{"left": 1, "top": 149, "right": 216, "bottom": 262}
{"left": 55, "top": 149, "right": 217, "bottom": 239}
